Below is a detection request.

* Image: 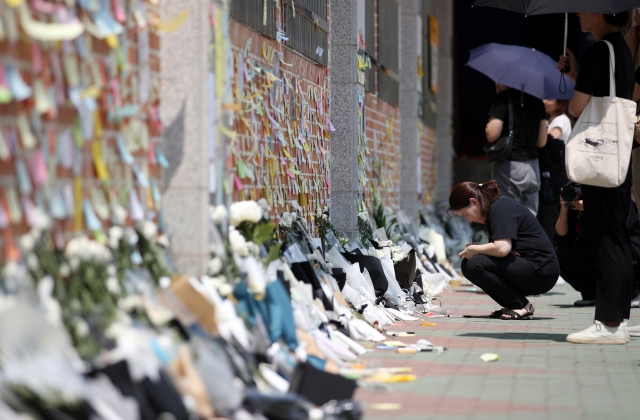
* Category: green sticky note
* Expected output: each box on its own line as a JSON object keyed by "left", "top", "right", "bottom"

{"left": 237, "top": 159, "right": 246, "bottom": 179}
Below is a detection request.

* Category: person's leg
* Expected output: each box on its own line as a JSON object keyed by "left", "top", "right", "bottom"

{"left": 493, "top": 161, "right": 522, "bottom": 204}
{"left": 462, "top": 254, "right": 556, "bottom": 310}
{"left": 515, "top": 159, "right": 540, "bottom": 216}
{"left": 583, "top": 183, "right": 633, "bottom": 324}
{"left": 631, "top": 148, "right": 640, "bottom": 215}
{"left": 557, "top": 242, "right": 597, "bottom": 301}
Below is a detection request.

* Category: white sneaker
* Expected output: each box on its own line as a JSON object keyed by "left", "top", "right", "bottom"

{"left": 631, "top": 293, "right": 640, "bottom": 308}
{"left": 628, "top": 325, "right": 640, "bottom": 337}
{"left": 566, "top": 321, "right": 629, "bottom": 344}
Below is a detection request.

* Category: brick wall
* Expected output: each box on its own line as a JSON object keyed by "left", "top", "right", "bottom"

{"left": 227, "top": 7, "right": 331, "bottom": 233}
{"left": 420, "top": 123, "right": 437, "bottom": 204}
{"left": 363, "top": 93, "right": 400, "bottom": 211}
{"left": 0, "top": 2, "right": 162, "bottom": 261}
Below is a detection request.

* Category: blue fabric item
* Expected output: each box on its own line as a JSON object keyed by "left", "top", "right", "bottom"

{"left": 467, "top": 43, "right": 574, "bottom": 100}
{"left": 234, "top": 280, "right": 298, "bottom": 351}
{"left": 306, "top": 355, "right": 327, "bottom": 371}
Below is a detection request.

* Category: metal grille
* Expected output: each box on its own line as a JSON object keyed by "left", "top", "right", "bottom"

{"left": 378, "top": 0, "right": 399, "bottom": 105}
{"left": 364, "top": 0, "right": 376, "bottom": 93}
{"left": 295, "top": 0, "right": 327, "bottom": 21}
{"left": 230, "top": 0, "right": 277, "bottom": 39}
{"left": 282, "top": 0, "right": 329, "bottom": 66}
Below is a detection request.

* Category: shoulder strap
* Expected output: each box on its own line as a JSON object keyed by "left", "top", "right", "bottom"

{"left": 507, "top": 94, "right": 514, "bottom": 137}
{"left": 601, "top": 40, "right": 616, "bottom": 97}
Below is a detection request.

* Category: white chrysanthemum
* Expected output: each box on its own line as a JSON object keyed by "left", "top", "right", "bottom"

{"left": 156, "top": 234, "right": 170, "bottom": 248}
{"left": 322, "top": 214, "right": 328, "bottom": 220}
{"left": 137, "top": 221, "right": 158, "bottom": 241}
{"left": 228, "top": 227, "right": 249, "bottom": 256}
{"left": 376, "top": 250, "right": 385, "bottom": 259}
{"left": 26, "top": 253, "right": 39, "bottom": 271}
{"left": 108, "top": 226, "right": 124, "bottom": 249}
{"left": 106, "top": 277, "right": 121, "bottom": 295}
{"left": 59, "top": 263, "right": 70, "bottom": 278}
{"left": 111, "top": 204, "right": 128, "bottom": 226}
{"left": 292, "top": 202, "right": 303, "bottom": 214}
{"left": 207, "top": 257, "right": 223, "bottom": 275}
{"left": 19, "top": 233, "right": 36, "bottom": 253}
{"left": 280, "top": 212, "right": 293, "bottom": 228}
{"left": 210, "top": 205, "right": 228, "bottom": 224}
{"left": 358, "top": 211, "right": 368, "bottom": 221}
{"left": 258, "top": 198, "right": 271, "bottom": 218}
{"left": 229, "top": 201, "right": 262, "bottom": 226}
{"left": 390, "top": 246, "right": 409, "bottom": 263}
{"left": 107, "top": 264, "right": 117, "bottom": 277}
{"left": 74, "top": 317, "right": 90, "bottom": 337}
{"left": 218, "top": 283, "right": 233, "bottom": 297}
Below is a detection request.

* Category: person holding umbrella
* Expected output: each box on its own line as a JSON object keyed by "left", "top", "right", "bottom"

{"left": 467, "top": 43, "right": 575, "bottom": 216}
{"left": 557, "top": 12, "right": 634, "bottom": 344}
{"left": 485, "top": 84, "right": 547, "bottom": 215}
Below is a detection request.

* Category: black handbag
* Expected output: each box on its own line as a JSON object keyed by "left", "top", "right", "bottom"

{"left": 484, "top": 94, "right": 514, "bottom": 162}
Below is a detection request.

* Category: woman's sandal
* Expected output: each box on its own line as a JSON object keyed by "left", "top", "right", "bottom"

{"left": 501, "top": 303, "right": 534, "bottom": 320}
{"left": 489, "top": 308, "right": 508, "bottom": 318}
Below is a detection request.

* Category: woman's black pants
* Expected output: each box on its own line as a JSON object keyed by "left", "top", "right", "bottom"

{"left": 461, "top": 254, "right": 558, "bottom": 310}
{"left": 557, "top": 239, "right": 597, "bottom": 301}
{"left": 582, "top": 178, "right": 633, "bottom": 322}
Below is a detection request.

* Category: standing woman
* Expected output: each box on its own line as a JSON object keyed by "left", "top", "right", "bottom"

{"left": 485, "top": 84, "right": 548, "bottom": 216}
{"left": 558, "top": 12, "right": 634, "bottom": 344}
{"left": 450, "top": 181, "right": 560, "bottom": 320}
{"left": 537, "top": 100, "right": 572, "bottom": 239}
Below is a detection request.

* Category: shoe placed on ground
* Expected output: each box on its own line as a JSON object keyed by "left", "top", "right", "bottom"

{"left": 566, "top": 321, "right": 629, "bottom": 344}
{"left": 628, "top": 325, "right": 640, "bottom": 337}
{"left": 574, "top": 299, "right": 597, "bottom": 307}
{"left": 631, "top": 293, "right": 640, "bottom": 308}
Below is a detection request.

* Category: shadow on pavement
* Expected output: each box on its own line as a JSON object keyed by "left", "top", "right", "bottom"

{"left": 457, "top": 332, "right": 567, "bottom": 342}
{"left": 549, "top": 304, "right": 581, "bottom": 308}
{"left": 462, "top": 315, "right": 555, "bottom": 320}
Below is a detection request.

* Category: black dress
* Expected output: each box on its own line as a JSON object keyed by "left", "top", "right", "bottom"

{"left": 573, "top": 32, "right": 634, "bottom": 322}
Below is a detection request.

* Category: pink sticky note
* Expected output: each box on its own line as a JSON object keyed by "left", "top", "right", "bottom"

{"left": 110, "top": 79, "right": 122, "bottom": 106}
{"left": 21, "top": 196, "right": 36, "bottom": 228}
{"left": 234, "top": 174, "right": 243, "bottom": 191}
{"left": 148, "top": 141, "right": 157, "bottom": 165}
{"left": 32, "top": 42, "right": 43, "bottom": 74}
{"left": 286, "top": 169, "right": 295, "bottom": 179}
{"left": 28, "top": 149, "right": 48, "bottom": 187}
{"left": 326, "top": 117, "right": 336, "bottom": 132}
{"left": 112, "top": 0, "right": 126, "bottom": 23}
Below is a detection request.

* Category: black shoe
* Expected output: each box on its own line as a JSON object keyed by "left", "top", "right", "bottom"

{"left": 574, "top": 299, "right": 596, "bottom": 307}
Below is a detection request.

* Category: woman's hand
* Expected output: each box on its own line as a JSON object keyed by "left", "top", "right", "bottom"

{"left": 558, "top": 49, "right": 579, "bottom": 83}
{"left": 458, "top": 245, "right": 478, "bottom": 260}
{"left": 571, "top": 200, "right": 584, "bottom": 211}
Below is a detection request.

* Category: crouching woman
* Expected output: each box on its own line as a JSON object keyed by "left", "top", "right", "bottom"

{"left": 449, "top": 181, "right": 560, "bottom": 320}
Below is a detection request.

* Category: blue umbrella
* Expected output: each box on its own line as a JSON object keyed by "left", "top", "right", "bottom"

{"left": 467, "top": 43, "right": 574, "bottom": 100}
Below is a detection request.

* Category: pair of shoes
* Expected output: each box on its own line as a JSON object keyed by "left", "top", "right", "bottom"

{"left": 628, "top": 325, "right": 640, "bottom": 337}
{"left": 631, "top": 293, "right": 640, "bottom": 308}
{"left": 574, "top": 299, "right": 596, "bottom": 307}
{"left": 566, "top": 321, "right": 629, "bottom": 344}
{"left": 501, "top": 303, "right": 534, "bottom": 320}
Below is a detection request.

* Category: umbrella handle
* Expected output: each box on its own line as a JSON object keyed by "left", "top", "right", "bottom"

{"left": 562, "top": 13, "right": 569, "bottom": 73}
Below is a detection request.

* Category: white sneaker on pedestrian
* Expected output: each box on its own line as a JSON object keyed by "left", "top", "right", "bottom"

{"left": 631, "top": 293, "right": 640, "bottom": 308}
{"left": 628, "top": 325, "right": 640, "bottom": 337}
{"left": 566, "top": 321, "right": 629, "bottom": 344}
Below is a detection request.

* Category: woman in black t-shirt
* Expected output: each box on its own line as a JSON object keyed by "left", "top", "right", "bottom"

{"left": 449, "top": 181, "right": 560, "bottom": 320}
{"left": 558, "top": 12, "right": 633, "bottom": 344}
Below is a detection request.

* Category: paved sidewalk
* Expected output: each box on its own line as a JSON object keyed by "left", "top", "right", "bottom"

{"left": 355, "top": 283, "right": 640, "bottom": 420}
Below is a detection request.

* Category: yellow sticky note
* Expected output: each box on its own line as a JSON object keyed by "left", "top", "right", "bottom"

{"left": 91, "top": 141, "right": 110, "bottom": 181}
{"left": 382, "top": 341, "right": 406, "bottom": 347}
{"left": 73, "top": 177, "right": 83, "bottom": 231}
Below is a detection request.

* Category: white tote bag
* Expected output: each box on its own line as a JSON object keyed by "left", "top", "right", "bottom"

{"left": 565, "top": 40, "right": 636, "bottom": 188}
